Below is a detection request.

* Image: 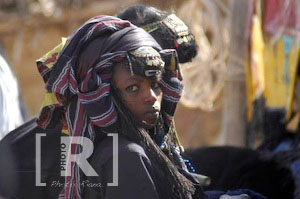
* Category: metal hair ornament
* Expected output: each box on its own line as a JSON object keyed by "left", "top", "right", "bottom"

{"left": 126, "top": 54, "right": 134, "bottom": 76}
{"left": 142, "top": 14, "right": 195, "bottom": 46}
{"left": 127, "top": 46, "right": 164, "bottom": 78}
{"left": 162, "top": 14, "right": 190, "bottom": 38}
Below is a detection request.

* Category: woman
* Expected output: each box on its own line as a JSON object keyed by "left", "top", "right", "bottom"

{"left": 35, "top": 15, "right": 199, "bottom": 199}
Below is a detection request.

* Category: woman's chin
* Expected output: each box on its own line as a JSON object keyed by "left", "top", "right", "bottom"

{"left": 140, "top": 119, "right": 158, "bottom": 129}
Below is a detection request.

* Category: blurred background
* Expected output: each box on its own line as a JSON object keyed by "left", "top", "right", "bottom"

{"left": 0, "top": 0, "right": 299, "bottom": 148}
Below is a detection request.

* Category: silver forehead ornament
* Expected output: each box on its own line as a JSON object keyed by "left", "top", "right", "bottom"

{"left": 128, "top": 46, "right": 164, "bottom": 77}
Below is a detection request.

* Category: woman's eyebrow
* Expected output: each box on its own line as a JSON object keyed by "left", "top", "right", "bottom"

{"left": 125, "top": 76, "right": 144, "bottom": 83}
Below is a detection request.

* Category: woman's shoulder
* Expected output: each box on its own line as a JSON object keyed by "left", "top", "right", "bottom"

{"left": 92, "top": 134, "right": 148, "bottom": 166}
{"left": 87, "top": 135, "right": 160, "bottom": 199}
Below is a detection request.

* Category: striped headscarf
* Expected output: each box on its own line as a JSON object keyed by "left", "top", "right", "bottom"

{"left": 36, "top": 15, "right": 191, "bottom": 199}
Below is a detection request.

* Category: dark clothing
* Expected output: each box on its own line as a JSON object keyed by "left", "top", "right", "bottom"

{"left": 0, "top": 119, "right": 273, "bottom": 199}
{"left": 205, "top": 189, "right": 267, "bottom": 199}
{"left": 184, "top": 146, "right": 294, "bottom": 199}
{"left": 0, "top": 118, "right": 63, "bottom": 199}
{"left": 85, "top": 135, "right": 160, "bottom": 199}
{"left": 0, "top": 119, "right": 164, "bottom": 199}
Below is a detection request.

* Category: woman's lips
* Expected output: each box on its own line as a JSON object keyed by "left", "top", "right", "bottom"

{"left": 140, "top": 108, "right": 160, "bottom": 128}
{"left": 144, "top": 110, "right": 159, "bottom": 122}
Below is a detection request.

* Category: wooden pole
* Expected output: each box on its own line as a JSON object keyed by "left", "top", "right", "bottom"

{"left": 218, "top": 0, "right": 249, "bottom": 146}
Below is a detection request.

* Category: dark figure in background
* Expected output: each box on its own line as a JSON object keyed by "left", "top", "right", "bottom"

{"left": 117, "top": 4, "right": 198, "bottom": 64}
{"left": 184, "top": 146, "right": 297, "bottom": 199}
{"left": 257, "top": 105, "right": 300, "bottom": 197}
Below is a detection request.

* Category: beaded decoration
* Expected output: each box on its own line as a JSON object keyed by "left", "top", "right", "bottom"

{"left": 127, "top": 46, "right": 164, "bottom": 78}
{"left": 142, "top": 14, "right": 195, "bottom": 47}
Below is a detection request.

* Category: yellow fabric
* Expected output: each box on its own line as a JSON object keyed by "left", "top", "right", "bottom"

{"left": 247, "top": 15, "right": 265, "bottom": 120}
{"left": 251, "top": 16, "right": 265, "bottom": 98}
{"left": 61, "top": 128, "right": 70, "bottom": 135}
{"left": 38, "top": 38, "right": 70, "bottom": 135}
{"left": 263, "top": 36, "right": 300, "bottom": 120}
{"left": 42, "top": 92, "right": 59, "bottom": 107}
{"left": 37, "top": 37, "right": 67, "bottom": 69}
{"left": 246, "top": 60, "right": 253, "bottom": 120}
{"left": 247, "top": 14, "right": 300, "bottom": 123}
{"left": 286, "top": 111, "right": 300, "bottom": 131}
{"left": 170, "top": 54, "right": 176, "bottom": 71}
{"left": 39, "top": 38, "right": 67, "bottom": 109}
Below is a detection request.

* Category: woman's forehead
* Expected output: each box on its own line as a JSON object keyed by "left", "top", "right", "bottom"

{"left": 113, "top": 62, "right": 160, "bottom": 84}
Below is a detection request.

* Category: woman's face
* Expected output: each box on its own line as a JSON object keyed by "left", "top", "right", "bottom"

{"left": 113, "top": 63, "right": 162, "bottom": 129}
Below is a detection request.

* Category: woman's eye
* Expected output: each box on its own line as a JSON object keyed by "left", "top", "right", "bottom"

{"left": 126, "top": 85, "right": 139, "bottom": 92}
{"left": 151, "top": 82, "right": 160, "bottom": 89}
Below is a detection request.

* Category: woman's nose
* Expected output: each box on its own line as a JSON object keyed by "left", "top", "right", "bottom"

{"left": 143, "top": 88, "right": 157, "bottom": 104}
